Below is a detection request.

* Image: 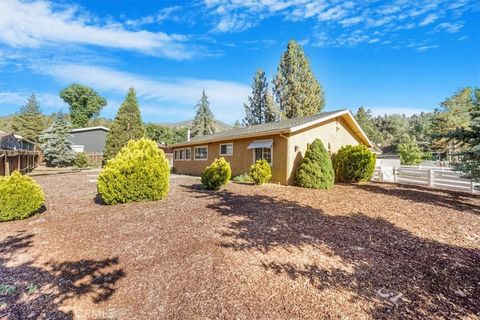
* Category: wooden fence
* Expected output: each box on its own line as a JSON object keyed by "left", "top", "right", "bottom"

{"left": 373, "top": 166, "right": 479, "bottom": 194}
{"left": 0, "top": 149, "right": 40, "bottom": 176}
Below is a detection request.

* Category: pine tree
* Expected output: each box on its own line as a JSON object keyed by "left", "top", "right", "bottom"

{"left": 103, "top": 88, "right": 145, "bottom": 161}
{"left": 190, "top": 90, "right": 216, "bottom": 138}
{"left": 60, "top": 84, "right": 107, "bottom": 128}
{"left": 354, "top": 107, "right": 380, "bottom": 144}
{"left": 243, "top": 69, "right": 279, "bottom": 125}
{"left": 233, "top": 120, "right": 242, "bottom": 128}
{"left": 431, "top": 87, "right": 474, "bottom": 158}
{"left": 398, "top": 136, "right": 424, "bottom": 165}
{"left": 12, "top": 94, "right": 46, "bottom": 142}
{"left": 39, "top": 112, "right": 76, "bottom": 167}
{"left": 449, "top": 88, "right": 480, "bottom": 185}
{"left": 273, "top": 40, "right": 325, "bottom": 119}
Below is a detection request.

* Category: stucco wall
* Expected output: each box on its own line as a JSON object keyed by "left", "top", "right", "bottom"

{"left": 173, "top": 134, "right": 289, "bottom": 184}
{"left": 286, "top": 117, "right": 362, "bottom": 184}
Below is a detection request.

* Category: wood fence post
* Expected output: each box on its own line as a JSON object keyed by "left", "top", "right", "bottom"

{"left": 428, "top": 169, "right": 433, "bottom": 187}
{"left": 393, "top": 166, "right": 397, "bottom": 182}
{"left": 5, "top": 155, "right": 10, "bottom": 176}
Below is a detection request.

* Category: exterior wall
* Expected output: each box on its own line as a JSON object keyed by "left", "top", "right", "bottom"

{"left": 173, "top": 134, "right": 289, "bottom": 184}
{"left": 70, "top": 130, "right": 108, "bottom": 153}
{"left": 286, "top": 117, "right": 362, "bottom": 184}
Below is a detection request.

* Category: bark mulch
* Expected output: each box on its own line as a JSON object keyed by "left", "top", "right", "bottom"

{"left": 0, "top": 171, "right": 479, "bottom": 319}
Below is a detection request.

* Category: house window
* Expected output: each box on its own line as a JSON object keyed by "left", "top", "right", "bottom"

{"left": 185, "top": 148, "right": 191, "bottom": 160}
{"left": 194, "top": 146, "right": 208, "bottom": 160}
{"left": 219, "top": 143, "right": 233, "bottom": 156}
{"left": 179, "top": 149, "right": 185, "bottom": 160}
{"left": 254, "top": 147, "right": 272, "bottom": 165}
{"left": 174, "top": 150, "right": 180, "bottom": 160}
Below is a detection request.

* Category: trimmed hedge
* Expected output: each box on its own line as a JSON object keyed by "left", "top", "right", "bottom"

{"left": 0, "top": 171, "right": 45, "bottom": 222}
{"left": 250, "top": 159, "right": 272, "bottom": 185}
{"left": 74, "top": 152, "right": 90, "bottom": 168}
{"left": 97, "top": 138, "right": 170, "bottom": 205}
{"left": 332, "top": 144, "right": 376, "bottom": 183}
{"left": 295, "top": 139, "right": 334, "bottom": 189}
{"left": 201, "top": 158, "right": 231, "bottom": 190}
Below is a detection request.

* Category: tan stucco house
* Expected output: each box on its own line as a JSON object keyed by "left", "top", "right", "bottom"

{"left": 171, "top": 109, "right": 373, "bottom": 185}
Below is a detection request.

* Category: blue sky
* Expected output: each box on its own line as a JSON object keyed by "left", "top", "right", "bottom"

{"left": 0, "top": 0, "right": 479, "bottom": 124}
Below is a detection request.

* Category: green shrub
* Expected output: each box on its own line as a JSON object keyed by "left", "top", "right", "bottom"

{"left": 97, "top": 138, "right": 170, "bottom": 205}
{"left": 232, "top": 173, "right": 253, "bottom": 183}
{"left": 201, "top": 157, "right": 231, "bottom": 190}
{"left": 74, "top": 152, "right": 90, "bottom": 168}
{"left": 295, "top": 139, "right": 334, "bottom": 189}
{"left": 332, "top": 144, "right": 376, "bottom": 183}
{"left": 250, "top": 160, "right": 272, "bottom": 185}
{"left": 0, "top": 171, "right": 45, "bottom": 222}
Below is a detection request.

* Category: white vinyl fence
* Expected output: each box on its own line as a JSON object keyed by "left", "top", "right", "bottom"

{"left": 373, "top": 166, "right": 479, "bottom": 194}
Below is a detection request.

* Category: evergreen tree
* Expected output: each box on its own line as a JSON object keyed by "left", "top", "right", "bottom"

{"left": 273, "top": 40, "right": 325, "bottom": 119}
{"left": 431, "top": 87, "right": 474, "bottom": 158}
{"left": 449, "top": 88, "right": 480, "bottom": 185}
{"left": 60, "top": 84, "right": 107, "bottom": 128}
{"left": 190, "top": 90, "right": 216, "bottom": 138}
{"left": 398, "top": 136, "right": 424, "bottom": 165}
{"left": 233, "top": 120, "right": 242, "bottom": 128}
{"left": 295, "top": 139, "right": 334, "bottom": 189}
{"left": 354, "top": 107, "right": 381, "bottom": 144}
{"left": 12, "top": 93, "right": 46, "bottom": 142}
{"left": 103, "top": 88, "right": 145, "bottom": 161}
{"left": 39, "top": 112, "right": 76, "bottom": 167}
{"left": 244, "top": 69, "right": 279, "bottom": 125}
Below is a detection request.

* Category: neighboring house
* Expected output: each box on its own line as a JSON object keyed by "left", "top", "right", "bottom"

{"left": 172, "top": 109, "right": 373, "bottom": 185}
{"left": 0, "top": 131, "right": 35, "bottom": 151}
{"left": 69, "top": 126, "right": 109, "bottom": 153}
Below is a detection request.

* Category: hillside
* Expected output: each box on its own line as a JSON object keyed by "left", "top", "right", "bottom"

{"left": 158, "top": 119, "right": 232, "bottom": 131}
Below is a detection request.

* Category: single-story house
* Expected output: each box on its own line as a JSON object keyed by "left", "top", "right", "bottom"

{"left": 171, "top": 109, "right": 374, "bottom": 185}
{"left": 69, "top": 126, "right": 109, "bottom": 153}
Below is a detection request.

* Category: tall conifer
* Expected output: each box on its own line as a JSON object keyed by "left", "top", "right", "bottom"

{"left": 244, "top": 69, "right": 279, "bottom": 125}
{"left": 273, "top": 40, "right": 325, "bottom": 118}
{"left": 12, "top": 93, "right": 45, "bottom": 142}
{"left": 191, "top": 90, "right": 216, "bottom": 138}
{"left": 103, "top": 88, "right": 145, "bottom": 161}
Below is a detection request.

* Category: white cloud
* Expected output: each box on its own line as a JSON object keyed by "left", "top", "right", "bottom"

{"left": 0, "top": 91, "right": 67, "bottom": 112}
{"left": 0, "top": 0, "right": 197, "bottom": 59}
{"left": 419, "top": 13, "right": 439, "bottom": 26}
{"left": 33, "top": 63, "right": 250, "bottom": 122}
{"left": 415, "top": 44, "right": 439, "bottom": 52}
{"left": 435, "top": 22, "right": 463, "bottom": 33}
{"left": 125, "top": 6, "right": 182, "bottom": 28}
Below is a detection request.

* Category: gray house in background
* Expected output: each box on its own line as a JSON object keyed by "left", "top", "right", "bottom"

{"left": 70, "top": 126, "right": 109, "bottom": 153}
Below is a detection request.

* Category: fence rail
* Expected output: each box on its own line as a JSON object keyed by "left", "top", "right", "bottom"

{"left": 0, "top": 149, "right": 40, "bottom": 176}
{"left": 373, "top": 166, "right": 479, "bottom": 194}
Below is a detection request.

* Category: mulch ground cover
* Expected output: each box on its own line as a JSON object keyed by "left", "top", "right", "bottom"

{"left": 0, "top": 171, "right": 479, "bottom": 319}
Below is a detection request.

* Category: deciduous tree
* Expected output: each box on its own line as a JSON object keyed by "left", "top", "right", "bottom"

{"left": 60, "top": 84, "right": 107, "bottom": 128}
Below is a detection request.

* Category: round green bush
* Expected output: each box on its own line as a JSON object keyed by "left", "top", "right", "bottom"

{"left": 201, "top": 157, "right": 231, "bottom": 190}
{"left": 97, "top": 138, "right": 170, "bottom": 205}
{"left": 295, "top": 139, "right": 335, "bottom": 189}
{"left": 74, "top": 152, "right": 90, "bottom": 168}
{"left": 0, "top": 171, "right": 45, "bottom": 222}
{"left": 332, "top": 144, "right": 376, "bottom": 183}
{"left": 250, "top": 159, "right": 272, "bottom": 185}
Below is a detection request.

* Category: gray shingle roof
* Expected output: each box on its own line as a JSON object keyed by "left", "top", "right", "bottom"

{"left": 175, "top": 109, "right": 347, "bottom": 146}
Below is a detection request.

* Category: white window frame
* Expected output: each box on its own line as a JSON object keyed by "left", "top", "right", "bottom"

{"left": 185, "top": 148, "right": 191, "bottom": 160}
{"left": 252, "top": 146, "right": 273, "bottom": 166}
{"left": 194, "top": 146, "right": 209, "bottom": 161}
{"left": 219, "top": 143, "right": 233, "bottom": 156}
{"left": 174, "top": 149, "right": 181, "bottom": 161}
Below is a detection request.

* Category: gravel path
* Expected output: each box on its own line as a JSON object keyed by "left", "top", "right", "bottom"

{"left": 0, "top": 171, "right": 479, "bottom": 319}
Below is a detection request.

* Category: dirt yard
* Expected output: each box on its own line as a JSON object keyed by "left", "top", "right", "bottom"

{"left": 0, "top": 171, "right": 479, "bottom": 319}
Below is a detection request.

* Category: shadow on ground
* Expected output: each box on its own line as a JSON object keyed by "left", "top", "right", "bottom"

{"left": 353, "top": 182, "right": 480, "bottom": 215}
{"left": 186, "top": 184, "right": 480, "bottom": 319}
{"left": 0, "top": 231, "right": 125, "bottom": 319}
